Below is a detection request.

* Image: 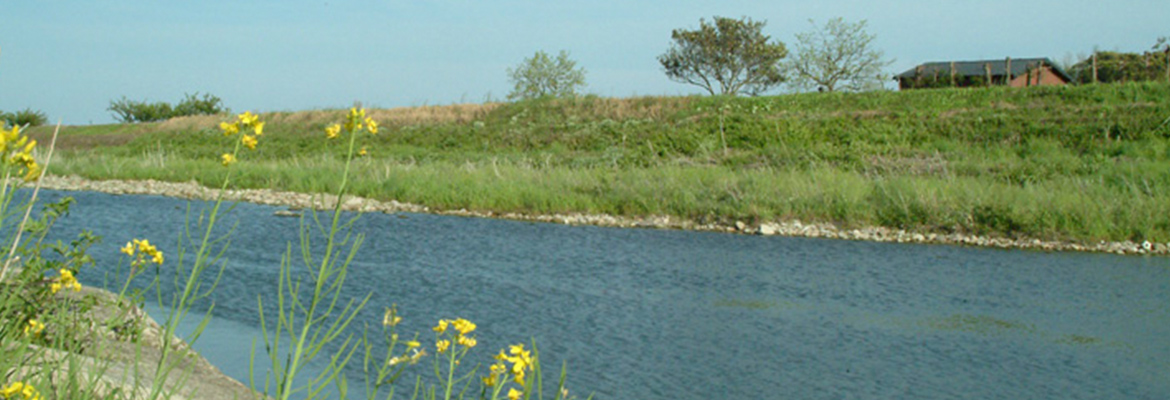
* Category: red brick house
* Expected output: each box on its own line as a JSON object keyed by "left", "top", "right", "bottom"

{"left": 895, "top": 57, "right": 1072, "bottom": 90}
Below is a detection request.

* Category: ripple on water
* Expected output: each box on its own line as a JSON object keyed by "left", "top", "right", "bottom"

{"left": 33, "top": 189, "right": 1170, "bottom": 400}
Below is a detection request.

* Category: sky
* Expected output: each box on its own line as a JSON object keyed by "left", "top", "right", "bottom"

{"left": 1, "top": 1, "right": 1167, "bottom": 125}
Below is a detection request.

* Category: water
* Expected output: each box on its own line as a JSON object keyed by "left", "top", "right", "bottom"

{"left": 36, "top": 189, "right": 1170, "bottom": 399}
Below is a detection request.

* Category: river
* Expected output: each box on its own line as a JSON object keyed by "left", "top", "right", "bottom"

{"left": 37, "top": 189, "right": 1170, "bottom": 399}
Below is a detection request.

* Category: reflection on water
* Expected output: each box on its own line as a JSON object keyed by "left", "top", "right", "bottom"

{"left": 39, "top": 189, "right": 1170, "bottom": 400}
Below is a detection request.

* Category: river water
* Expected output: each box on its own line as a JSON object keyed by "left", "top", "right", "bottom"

{"left": 37, "top": 189, "right": 1170, "bottom": 399}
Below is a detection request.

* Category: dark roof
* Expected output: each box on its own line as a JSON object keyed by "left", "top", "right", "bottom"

{"left": 895, "top": 57, "right": 1072, "bottom": 82}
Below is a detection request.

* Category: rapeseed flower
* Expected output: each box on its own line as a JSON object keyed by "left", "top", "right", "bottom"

{"left": 220, "top": 122, "right": 240, "bottom": 136}
{"left": 50, "top": 269, "right": 81, "bottom": 294}
{"left": 452, "top": 318, "right": 476, "bottom": 335}
{"left": 496, "top": 344, "right": 533, "bottom": 384}
{"left": 221, "top": 153, "right": 236, "bottom": 166}
{"left": 23, "top": 319, "right": 44, "bottom": 337}
{"left": 365, "top": 118, "right": 378, "bottom": 134}
{"left": 0, "top": 381, "right": 41, "bottom": 400}
{"left": 325, "top": 124, "right": 341, "bottom": 139}
{"left": 238, "top": 111, "right": 259, "bottom": 127}
{"left": 125, "top": 238, "right": 164, "bottom": 267}
{"left": 0, "top": 126, "right": 20, "bottom": 153}
{"left": 1, "top": 125, "right": 40, "bottom": 182}
{"left": 436, "top": 339, "right": 451, "bottom": 354}
{"left": 253, "top": 121, "right": 265, "bottom": 136}
{"left": 433, "top": 319, "right": 449, "bottom": 334}
{"left": 507, "top": 388, "right": 522, "bottom": 400}
{"left": 358, "top": 146, "right": 368, "bottom": 157}
{"left": 405, "top": 340, "right": 420, "bottom": 348}
{"left": 242, "top": 135, "right": 258, "bottom": 150}
{"left": 382, "top": 304, "right": 402, "bottom": 327}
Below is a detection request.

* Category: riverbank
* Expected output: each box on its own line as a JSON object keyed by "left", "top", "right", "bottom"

{"left": 1, "top": 277, "right": 265, "bottom": 400}
{"left": 30, "top": 83, "right": 1170, "bottom": 249}
{"left": 38, "top": 174, "right": 1169, "bottom": 255}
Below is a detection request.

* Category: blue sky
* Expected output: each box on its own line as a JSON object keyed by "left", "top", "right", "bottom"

{"left": 2, "top": 1, "right": 1166, "bottom": 124}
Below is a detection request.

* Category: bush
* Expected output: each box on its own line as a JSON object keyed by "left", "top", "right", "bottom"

{"left": 1, "top": 108, "right": 48, "bottom": 127}
{"left": 108, "top": 92, "right": 226, "bottom": 123}
{"left": 173, "top": 92, "right": 226, "bottom": 117}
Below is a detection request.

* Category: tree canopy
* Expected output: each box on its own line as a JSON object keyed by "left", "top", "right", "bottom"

{"left": 658, "top": 16, "right": 787, "bottom": 96}
{"left": 507, "top": 50, "right": 587, "bottom": 100}
{"left": 786, "top": 17, "right": 892, "bottom": 92}
{"left": 1068, "top": 38, "right": 1170, "bottom": 84}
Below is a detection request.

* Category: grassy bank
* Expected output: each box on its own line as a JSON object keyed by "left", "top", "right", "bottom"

{"left": 30, "top": 82, "right": 1170, "bottom": 243}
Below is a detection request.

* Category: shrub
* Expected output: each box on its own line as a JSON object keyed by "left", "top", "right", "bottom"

{"left": 172, "top": 92, "right": 226, "bottom": 117}
{"left": 108, "top": 92, "right": 226, "bottom": 123}
{"left": 108, "top": 97, "right": 174, "bottom": 123}
{"left": 1, "top": 108, "right": 48, "bottom": 127}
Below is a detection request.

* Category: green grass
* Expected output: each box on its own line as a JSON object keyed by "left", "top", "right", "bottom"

{"left": 36, "top": 82, "right": 1170, "bottom": 243}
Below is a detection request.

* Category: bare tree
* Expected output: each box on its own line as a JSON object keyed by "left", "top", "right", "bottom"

{"left": 787, "top": 17, "right": 893, "bottom": 92}
{"left": 658, "top": 16, "right": 787, "bottom": 96}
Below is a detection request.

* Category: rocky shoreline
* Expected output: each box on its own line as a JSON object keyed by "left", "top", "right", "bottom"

{"left": 37, "top": 174, "right": 1169, "bottom": 256}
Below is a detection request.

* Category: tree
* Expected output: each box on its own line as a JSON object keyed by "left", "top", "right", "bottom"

{"left": 507, "top": 50, "right": 587, "bottom": 100}
{"left": 658, "top": 16, "right": 787, "bottom": 96}
{"left": 1068, "top": 40, "right": 1170, "bottom": 84}
{"left": 786, "top": 17, "right": 893, "bottom": 92}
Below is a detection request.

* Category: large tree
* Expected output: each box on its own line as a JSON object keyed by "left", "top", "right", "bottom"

{"left": 507, "top": 50, "right": 587, "bottom": 100}
{"left": 787, "top": 17, "right": 892, "bottom": 92}
{"left": 658, "top": 16, "right": 787, "bottom": 96}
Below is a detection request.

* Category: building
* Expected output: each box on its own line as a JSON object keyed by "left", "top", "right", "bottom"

{"left": 894, "top": 57, "right": 1072, "bottom": 90}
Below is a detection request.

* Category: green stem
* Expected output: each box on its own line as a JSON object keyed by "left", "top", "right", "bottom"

{"left": 279, "top": 120, "right": 359, "bottom": 400}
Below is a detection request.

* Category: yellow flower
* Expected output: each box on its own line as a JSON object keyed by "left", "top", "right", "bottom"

{"left": 405, "top": 340, "right": 420, "bottom": 348}
{"left": 382, "top": 305, "right": 402, "bottom": 327}
{"left": 0, "top": 381, "right": 41, "bottom": 400}
{"left": 253, "top": 121, "right": 265, "bottom": 136}
{"left": 0, "top": 125, "right": 20, "bottom": 153}
{"left": 9, "top": 152, "right": 34, "bottom": 169}
{"left": 22, "top": 163, "right": 40, "bottom": 182}
{"left": 220, "top": 122, "right": 240, "bottom": 136}
{"left": 238, "top": 111, "right": 259, "bottom": 127}
{"left": 436, "top": 339, "right": 451, "bottom": 354}
{"left": 128, "top": 238, "right": 165, "bottom": 266}
{"left": 433, "top": 319, "right": 449, "bottom": 334}
{"left": 325, "top": 124, "right": 341, "bottom": 139}
{"left": 50, "top": 269, "right": 81, "bottom": 294}
{"left": 358, "top": 146, "right": 368, "bottom": 157}
{"left": 452, "top": 318, "right": 476, "bottom": 335}
{"left": 242, "top": 134, "right": 258, "bottom": 150}
{"left": 349, "top": 107, "right": 366, "bottom": 120}
{"left": 365, "top": 117, "right": 378, "bottom": 134}
{"left": 221, "top": 153, "right": 236, "bottom": 166}
{"left": 482, "top": 374, "right": 497, "bottom": 387}
{"left": 507, "top": 388, "right": 522, "bottom": 400}
{"left": 24, "top": 319, "right": 45, "bottom": 337}
{"left": 457, "top": 335, "right": 477, "bottom": 348}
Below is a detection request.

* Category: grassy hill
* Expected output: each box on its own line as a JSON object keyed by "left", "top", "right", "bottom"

{"left": 28, "top": 82, "right": 1170, "bottom": 243}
